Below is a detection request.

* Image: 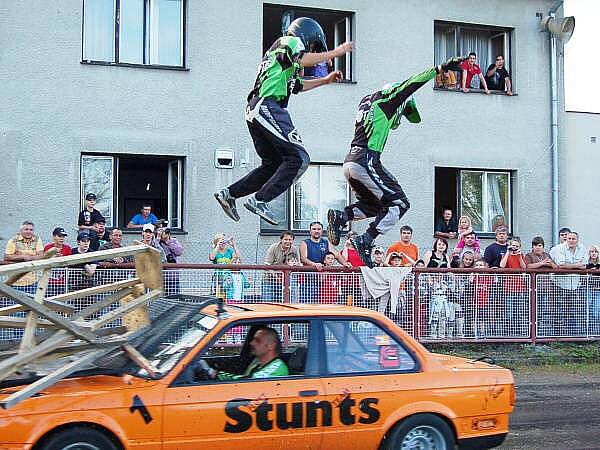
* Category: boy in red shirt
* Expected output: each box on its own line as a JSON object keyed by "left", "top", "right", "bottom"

{"left": 44, "top": 227, "right": 72, "bottom": 256}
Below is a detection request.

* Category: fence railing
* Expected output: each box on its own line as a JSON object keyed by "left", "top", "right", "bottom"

{"left": 1, "top": 264, "right": 599, "bottom": 343}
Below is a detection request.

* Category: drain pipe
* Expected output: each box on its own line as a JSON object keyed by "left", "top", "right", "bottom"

{"left": 549, "top": 1, "right": 562, "bottom": 246}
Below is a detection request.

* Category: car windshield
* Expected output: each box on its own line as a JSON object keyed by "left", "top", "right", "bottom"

{"left": 93, "top": 298, "right": 219, "bottom": 378}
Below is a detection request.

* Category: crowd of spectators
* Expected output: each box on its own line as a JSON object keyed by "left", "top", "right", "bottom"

{"left": 3, "top": 193, "right": 183, "bottom": 294}
{"left": 435, "top": 52, "right": 513, "bottom": 96}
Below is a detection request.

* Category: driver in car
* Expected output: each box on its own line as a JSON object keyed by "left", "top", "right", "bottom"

{"left": 199, "top": 327, "right": 289, "bottom": 380}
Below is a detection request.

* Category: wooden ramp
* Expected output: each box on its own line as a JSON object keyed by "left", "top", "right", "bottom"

{"left": 0, "top": 244, "right": 163, "bottom": 409}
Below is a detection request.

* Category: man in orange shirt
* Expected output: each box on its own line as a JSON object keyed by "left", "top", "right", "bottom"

{"left": 387, "top": 225, "right": 418, "bottom": 267}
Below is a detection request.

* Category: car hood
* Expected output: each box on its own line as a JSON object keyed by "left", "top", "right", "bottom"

{"left": 0, "top": 375, "right": 159, "bottom": 415}
{"left": 432, "top": 353, "right": 514, "bottom": 383}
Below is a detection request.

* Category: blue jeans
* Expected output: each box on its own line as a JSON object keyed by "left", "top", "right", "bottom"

{"left": 589, "top": 290, "right": 600, "bottom": 334}
{"left": 505, "top": 292, "right": 527, "bottom": 335}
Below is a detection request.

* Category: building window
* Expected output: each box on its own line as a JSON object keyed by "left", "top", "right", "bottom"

{"left": 434, "top": 167, "right": 512, "bottom": 234}
{"left": 263, "top": 4, "right": 354, "bottom": 81}
{"left": 80, "top": 154, "right": 184, "bottom": 229}
{"left": 434, "top": 21, "right": 513, "bottom": 92}
{"left": 261, "top": 163, "right": 349, "bottom": 232}
{"left": 82, "top": 0, "right": 185, "bottom": 67}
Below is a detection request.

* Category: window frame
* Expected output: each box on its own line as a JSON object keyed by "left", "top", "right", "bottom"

{"left": 80, "top": 153, "right": 185, "bottom": 231}
{"left": 81, "top": 0, "right": 187, "bottom": 70}
{"left": 433, "top": 20, "right": 514, "bottom": 94}
{"left": 262, "top": 3, "right": 355, "bottom": 82}
{"left": 172, "top": 318, "right": 322, "bottom": 386}
{"left": 260, "top": 162, "right": 351, "bottom": 234}
{"left": 458, "top": 169, "right": 512, "bottom": 235}
{"left": 317, "top": 317, "right": 421, "bottom": 378}
{"left": 434, "top": 166, "right": 513, "bottom": 237}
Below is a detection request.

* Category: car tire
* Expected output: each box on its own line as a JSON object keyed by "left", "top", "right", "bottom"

{"left": 383, "top": 413, "right": 455, "bottom": 450}
{"left": 38, "top": 426, "right": 121, "bottom": 450}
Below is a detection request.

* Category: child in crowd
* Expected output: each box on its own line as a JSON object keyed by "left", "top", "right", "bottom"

{"left": 44, "top": 227, "right": 72, "bottom": 256}
{"left": 587, "top": 245, "right": 600, "bottom": 333}
{"left": 371, "top": 246, "right": 386, "bottom": 267}
{"left": 499, "top": 237, "right": 528, "bottom": 335}
{"left": 221, "top": 257, "right": 250, "bottom": 303}
{"left": 414, "top": 259, "right": 426, "bottom": 268}
{"left": 286, "top": 254, "right": 303, "bottom": 303}
{"left": 469, "top": 259, "right": 496, "bottom": 338}
{"left": 427, "top": 274, "right": 453, "bottom": 339}
{"left": 386, "top": 252, "right": 403, "bottom": 267}
{"left": 320, "top": 252, "right": 340, "bottom": 304}
{"left": 342, "top": 231, "right": 365, "bottom": 267}
{"left": 452, "top": 231, "right": 481, "bottom": 263}
{"left": 453, "top": 216, "right": 481, "bottom": 255}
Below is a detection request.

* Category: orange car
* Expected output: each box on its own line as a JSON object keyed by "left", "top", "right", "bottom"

{"left": 0, "top": 298, "right": 514, "bottom": 450}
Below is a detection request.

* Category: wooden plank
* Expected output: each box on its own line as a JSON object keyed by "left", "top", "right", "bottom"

{"left": 5, "top": 248, "right": 58, "bottom": 286}
{"left": 0, "top": 331, "right": 71, "bottom": 382}
{"left": 44, "top": 278, "right": 141, "bottom": 304}
{"left": 84, "top": 289, "right": 162, "bottom": 331}
{"left": 135, "top": 249, "right": 163, "bottom": 290}
{"left": 0, "top": 245, "right": 155, "bottom": 277}
{"left": 0, "top": 330, "right": 133, "bottom": 359}
{"left": 0, "top": 348, "right": 112, "bottom": 410}
{"left": 72, "top": 287, "right": 134, "bottom": 320}
{"left": 120, "top": 284, "right": 150, "bottom": 331}
{"left": 0, "top": 283, "right": 98, "bottom": 343}
{"left": 20, "top": 269, "right": 52, "bottom": 352}
{"left": 0, "top": 298, "right": 75, "bottom": 316}
{"left": 122, "top": 343, "right": 158, "bottom": 378}
{"left": 0, "top": 316, "right": 57, "bottom": 328}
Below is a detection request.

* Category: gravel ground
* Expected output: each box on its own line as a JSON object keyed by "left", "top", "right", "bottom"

{"left": 500, "top": 364, "right": 600, "bottom": 450}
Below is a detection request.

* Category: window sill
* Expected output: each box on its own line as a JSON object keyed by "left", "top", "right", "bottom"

{"left": 433, "top": 87, "right": 516, "bottom": 96}
{"left": 81, "top": 60, "right": 189, "bottom": 71}
{"left": 122, "top": 229, "right": 188, "bottom": 236}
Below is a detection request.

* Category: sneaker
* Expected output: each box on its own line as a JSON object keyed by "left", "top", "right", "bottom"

{"left": 244, "top": 197, "right": 279, "bottom": 225}
{"left": 351, "top": 234, "right": 375, "bottom": 268}
{"left": 327, "top": 209, "right": 346, "bottom": 246}
{"left": 214, "top": 189, "right": 240, "bottom": 222}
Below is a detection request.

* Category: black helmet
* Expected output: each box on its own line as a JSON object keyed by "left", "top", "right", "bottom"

{"left": 286, "top": 17, "right": 328, "bottom": 52}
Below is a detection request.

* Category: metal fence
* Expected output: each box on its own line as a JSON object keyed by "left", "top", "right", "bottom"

{"left": 1, "top": 265, "right": 600, "bottom": 344}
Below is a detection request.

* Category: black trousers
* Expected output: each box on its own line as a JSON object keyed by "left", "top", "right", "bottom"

{"left": 228, "top": 97, "right": 310, "bottom": 203}
{"left": 342, "top": 147, "right": 410, "bottom": 238}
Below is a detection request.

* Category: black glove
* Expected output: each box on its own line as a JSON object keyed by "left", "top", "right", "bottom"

{"left": 440, "top": 56, "right": 467, "bottom": 73}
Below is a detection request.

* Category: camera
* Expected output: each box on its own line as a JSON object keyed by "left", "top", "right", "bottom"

{"left": 508, "top": 246, "right": 518, "bottom": 252}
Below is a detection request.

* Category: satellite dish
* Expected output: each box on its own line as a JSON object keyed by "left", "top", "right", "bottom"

{"left": 541, "top": 15, "right": 575, "bottom": 43}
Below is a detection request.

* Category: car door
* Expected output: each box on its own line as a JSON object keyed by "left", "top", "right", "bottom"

{"left": 161, "top": 319, "right": 327, "bottom": 450}
{"left": 318, "top": 318, "right": 422, "bottom": 449}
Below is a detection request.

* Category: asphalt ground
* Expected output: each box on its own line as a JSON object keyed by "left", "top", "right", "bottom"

{"left": 500, "top": 364, "right": 600, "bottom": 450}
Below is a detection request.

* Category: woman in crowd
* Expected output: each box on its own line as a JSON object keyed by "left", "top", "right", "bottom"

{"left": 587, "top": 244, "right": 600, "bottom": 333}
{"left": 423, "top": 238, "right": 450, "bottom": 268}
{"left": 341, "top": 231, "right": 365, "bottom": 267}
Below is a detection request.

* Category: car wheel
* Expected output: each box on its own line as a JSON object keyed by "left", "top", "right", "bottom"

{"left": 38, "top": 426, "right": 120, "bottom": 450}
{"left": 384, "top": 413, "right": 455, "bottom": 450}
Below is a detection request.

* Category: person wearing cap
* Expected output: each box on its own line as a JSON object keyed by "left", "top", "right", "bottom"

{"left": 44, "top": 227, "right": 72, "bottom": 256}
{"left": 4, "top": 221, "right": 44, "bottom": 293}
{"left": 483, "top": 226, "right": 509, "bottom": 268}
{"left": 141, "top": 224, "right": 166, "bottom": 262}
{"left": 127, "top": 204, "right": 158, "bottom": 229}
{"left": 78, "top": 193, "right": 105, "bottom": 231}
{"left": 90, "top": 216, "right": 110, "bottom": 251}
{"left": 372, "top": 246, "right": 386, "bottom": 267}
{"left": 71, "top": 231, "right": 97, "bottom": 277}
{"left": 214, "top": 17, "right": 354, "bottom": 226}
{"left": 326, "top": 56, "right": 467, "bottom": 267}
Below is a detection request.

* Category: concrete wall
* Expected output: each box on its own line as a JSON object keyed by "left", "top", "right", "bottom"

{"left": 0, "top": 0, "right": 558, "bottom": 261}
{"left": 561, "top": 112, "right": 600, "bottom": 246}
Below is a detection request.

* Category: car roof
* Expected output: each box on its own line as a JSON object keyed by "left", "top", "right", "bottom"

{"left": 201, "top": 302, "right": 382, "bottom": 320}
